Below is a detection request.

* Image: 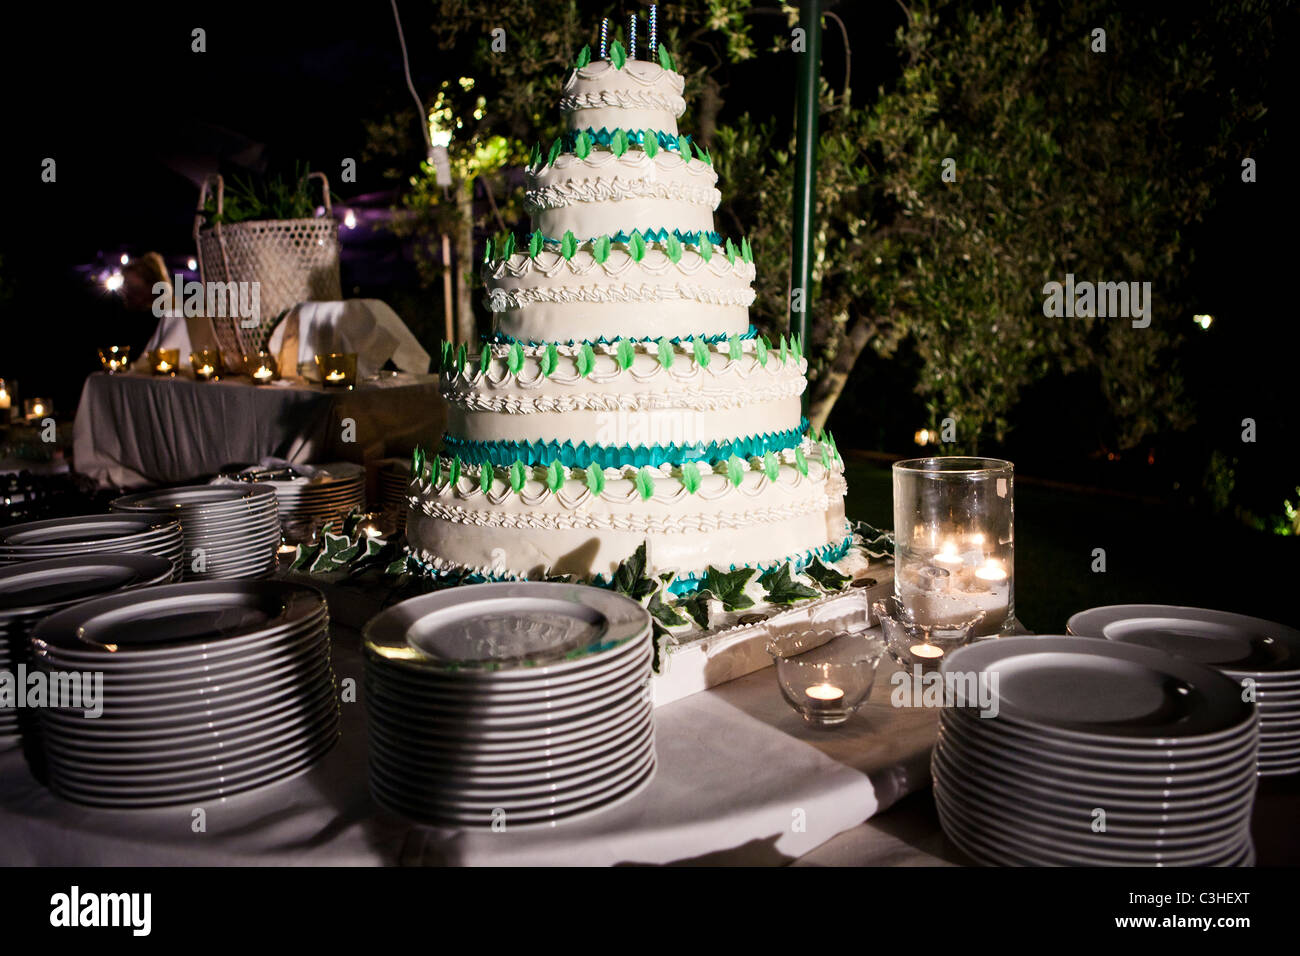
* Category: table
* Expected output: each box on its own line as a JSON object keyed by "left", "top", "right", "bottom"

{"left": 0, "top": 617, "right": 941, "bottom": 866}
{"left": 71, "top": 372, "right": 445, "bottom": 488}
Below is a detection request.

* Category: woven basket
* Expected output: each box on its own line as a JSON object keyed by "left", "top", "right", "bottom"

{"left": 194, "top": 172, "right": 342, "bottom": 355}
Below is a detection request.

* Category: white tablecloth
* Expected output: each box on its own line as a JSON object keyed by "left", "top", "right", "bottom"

{"left": 71, "top": 372, "right": 444, "bottom": 488}
{"left": 0, "top": 615, "right": 939, "bottom": 866}
{"left": 268, "top": 300, "right": 430, "bottom": 379}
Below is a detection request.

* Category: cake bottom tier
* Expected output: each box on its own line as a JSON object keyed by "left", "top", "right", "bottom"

{"left": 406, "top": 449, "right": 850, "bottom": 587}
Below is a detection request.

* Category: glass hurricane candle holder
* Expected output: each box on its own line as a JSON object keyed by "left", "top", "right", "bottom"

{"left": 767, "top": 631, "right": 884, "bottom": 727}
{"left": 98, "top": 346, "right": 131, "bottom": 374}
{"left": 315, "top": 352, "right": 357, "bottom": 389}
{"left": 245, "top": 351, "right": 280, "bottom": 385}
{"left": 149, "top": 348, "right": 180, "bottom": 377}
{"left": 893, "top": 457, "right": 1014, "bottom": 637}
{"left": 190, "top": 349, "right": 222, "bottom": 381}
{"left": 24, "top": 397, "right": 53, "bottom": 422}
{"left": 873, "top": 594, "right": 982, "bottom": 674}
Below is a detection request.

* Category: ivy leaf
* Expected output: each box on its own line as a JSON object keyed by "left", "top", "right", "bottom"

{"left": 665, "top": 233, "right": 683, "bottom": 263}
{"left": 755, "top": 335, "right": 768, "bottom": 367}
{"left": 616, "top": 338, "right": 636, "bottom": 370}
{"left": 479, "top": 464, "right": 493, "bottom": 494}
{"left": 760, "top": 562, "right": 819, "bottom": 605}
{"left": 678, "top": 588, "right": 712, "bottom": 629}
{"left": 658, "top": 45, "right": 676, "bottom": 72}
{"left": 698, "top": 234, "right": 713, "bottom": 262}
{"left": 575, "top": 44, "right": 591, "bottom": 68}
{"left": 576, "top": 343, "right": 596, "bottom": 377}
{"left": 612, "top": 542, "right": 656, "bottom": 601}
{"left": 384, "top": 553, "right": 411, "bottom": 577}
{"left": 611, "top": 128, "right": 630, "bottom": 157}
{"left": 726, "top": 455, "right": 746, "bottom": 487}
{"left": 289, "top": 543, "right": 317, "bottom": 571}
{"left": 648, "top": 588, "right": 688, "bottom": 628}
{"left": 540, "top": 342, "right": 559, "bottom": 377}
{"left": 644, "top": 133, "right": 659, "bottom": 159}
{"left": 480, "top": 347, "right": 492, "bottom": 376}
{"left": 561, "top": 229, "right": 578, "bottom": 260}
{"left": 728, "top": 334, "right": 742, "bottom": 361}
{"left": 628, "top": 230, "right": 646, "bottom": 262}
{"left": 546, "top": 460, "right": 566, "bottom": 492}
{"left": 680, "top": 461, "right": 701, "bottom": 494}
{"left": 447, "top": 456, "right": 461, "bottom": 489}
{"left": 529, "top": 229, "right": 545, "bottom": 258}
{"left": 509, "top": 460, "right": 527, "bottom": 493}
{"left": 634, "top": 467, "right": 656, "bottom": 501}
{"left": 692, "top": 337, "right": 711, "bottom": 367}
{"left": 705, "top": 565, "right": 757, "bottom": 612}
{"left": 794, "top": 445, "right": 809, "bottom": 476}
{"left": 508, "top": 342, "right": 525, "bottom": 375}
{"left": 725, "top": 238, "right": 738, "bottom": 265}
{"left": 547, "top": 138, "right": 562, "bottom": 166}
{"left": 584, "top": 463, "right": 606, "bottom": 495}
{"left": 763, "top": 450, "right": 780, "bottom": 481}
{"left": 805, "top": 557, "right": 852, "bottom": 591}
{"left": 656, "top": 336, "right": 674, "bottom": 369}
{"left": 312, "top": 530, "right": 361, "bottom": 573}
{"left": 609, "top": 39, "right": 627, "bottom": 70}
{"left": 593, "top": 234, "right": 611, "bottom": 264}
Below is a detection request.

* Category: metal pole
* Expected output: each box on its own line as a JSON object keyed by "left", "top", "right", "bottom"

{"left": 791, "top": 0, "right": 822, "bottom": 415}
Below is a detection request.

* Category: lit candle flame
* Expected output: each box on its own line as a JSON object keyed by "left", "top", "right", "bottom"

{"left": 805, "top": 682, "right": 845, "bottom": 702}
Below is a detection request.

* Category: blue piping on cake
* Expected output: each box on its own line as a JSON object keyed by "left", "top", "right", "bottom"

{"left": 440, "top": 419, "right": 809, "bottom": 469}
{"left": 485, "top": 327, "right": 760, "bottom": 348}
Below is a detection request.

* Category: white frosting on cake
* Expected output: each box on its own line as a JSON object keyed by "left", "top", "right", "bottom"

{"left": 561, "top": 61, "right": 685, "bottom": 134}
{"left": 408, "top": 449, "right": 849, "bottom": 581}
{"left": 527, "top": 151, "right": 720, "bottom": 238}
{"left": 485, "top": 248, "right": 754, "bottom": 342}
{"left": 408, "top": 44, "right": 853, "bottom": 586}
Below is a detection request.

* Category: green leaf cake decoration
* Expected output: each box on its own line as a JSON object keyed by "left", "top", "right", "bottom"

{"left": 755, "top": 335, "right": 768, "bottom": 367}
{"left": 540, "top": 342, "right": 559, "bottom": 377}
{"left": 794, "top": 445, "right": 809, "bottom": 476}
{"left": 644, "top": 133, "right": 659, "bottom": 159}
{"left": 529, "top": 230, "right": 544, "bottom": 259}
{"left": 698, "top": 233, "right": 713, "bottom": 262}
{"left": 679, "top": 588, "right": 712, "bottom": 629}
{"left": 508, "top": 342, "right": 526, "bottom": 375}
{"left": 760, "top": 562, "right": 819, "bottom": 605}
{"left": 656, "top": 336, "right": 674, "bottom": 368}
{"left": 763, "top": 450, "right": 780, "bottom": 481}
{"left": 680, "top": 461, "right": 702, "bottom": 494}
{"left": 665, "top": 233, "right": 682, "bottom": 263}
{"left": 658, "top": 46, "right": 675, "bottom": 72}
{"left": 679, "top": 134, "right": 693, "bottom": 162}
{"left": 728, "top": 334, "right": 742, "bottom": 361}
{"left": 616, "top": 338, "right": 636, "bottom": 370}
{"left": 584, "top": 463, "right": 605, "bottom": 495}
{"left": 429, "top": 454, "right": 441, "bottom": 485}
{"left": 610, "top": 39, "right": 627, "bottom": 70}
{"left": 706, "top": 565, "right": 756, "bottom": 612}
{"left": 480, "top": 347, "right": 492, "bottom": 376}
{"left": 593, "top": 234, "right": 611, "bottom": 263}
{"left": 628, "top": 230, "right": 646, "bottom": 262}
{"left": 561, "top": 229, "right": 578, "bottom": 260}
{"left": 725, "top": 237, "right": 738, "bottom": 265}
{"left": 509, "top": 460, "right": 527, "bottom": 493}
{"left": 479, "top": 464, "right": 493, "bottom": 494}
{"left": 634, "top": 467, "right": 656, "bottom": 501}
{"left": 576, "top": 343, "right": 596, "bottom": 377}
{"left": 692, "top": 337, "right": 711, "bottom": 367}
{"left": 648, "top": 589, "right": 687, "bottom": 628}
{"left": 411, "top": 445, "right": 425, "bottom": 482}
{"left": 611, "top": 129, "right": 629, "bottom": 157}
{"left": 455, "top": 343, "right": 467, "bottom": 374}
{"left": 726, "top": 456, "right": 745, "bottom": 487}
{"left": 501, "top": 232, "right": 516, "bottom": 258}
{"left": 574, "top": 130, "right": 592, "bottom": 159}
{"left": 546, "top": 460, "right": 565, "bottom": 492}
{"left": 575, "top": 44, "right": 591, "bottom": 68}
{"left": 805, "top": 557, "right": 851, "bottom": 591}
{"left": 547, "top": 137, "right": 562, "bottom": 166}
{"left": 741, "top": 237, "right": 753, "bottom": 263}
{"left": 447, "top": 456, "right": 461, "bottom": 490}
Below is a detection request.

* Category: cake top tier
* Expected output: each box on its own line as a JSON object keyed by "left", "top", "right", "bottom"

{"left": 561, "top": 55, "right": 685, "bottom": 136}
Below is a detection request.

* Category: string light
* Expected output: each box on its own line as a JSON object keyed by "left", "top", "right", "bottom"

{"left": 629, "top": 14, "right": 637, "bottom": 59}
{"left": 650, "top": 5, "right": 657, "bottom": 56}
{"left": 599, "top": 18, "right": 609, "bottom": 59}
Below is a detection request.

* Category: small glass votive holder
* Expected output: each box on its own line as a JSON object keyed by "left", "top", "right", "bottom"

{"left": 873, "top": 594, "right": 983, "bottom": 674}
{"left": 315, "top": 352, "right": 358, "bottom": 389}
{"left": 245, "top": 351, "right": 280, "bottom": 385}
{"left": 0, "top": 378, "right": 11, "bottom": 421}
{"left": 893, "top": 457, "right": 1014, "bottom": 637}
{"left": 24, "top": 397, "right": 53, "bottom": 422}
{"left": 190, "top": 349, "right": 222, "bottom": 381}
{"left": 767, "top": 631, "right": 885, "bottom": 727}
{"left": 98, "top": 345, "right": 131, "bottom": 374}
{"left": 149, "top": 348, "right": 180, "bottom": 377}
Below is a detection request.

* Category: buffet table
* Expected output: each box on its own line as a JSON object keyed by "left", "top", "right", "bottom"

{"left": 0, "top": 618, "right": 943, "bottom": 866}
{"left": 71, "top": 372, "right": 445, "bottom": 488}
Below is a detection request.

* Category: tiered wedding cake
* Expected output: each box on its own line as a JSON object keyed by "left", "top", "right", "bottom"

{"left": 407, "top": 36, "right": 851, "bottom": 595}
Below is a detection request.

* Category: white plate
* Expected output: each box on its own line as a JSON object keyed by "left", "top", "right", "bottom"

{"left": 0, "top": 554, "right": 175, "bottom": 620}
{"left": 364, "top": 581, "right": 651, "bottom": 674}
{"left": 944, "top": 636, "right": 1256, "bottom": 745}
{"left": 112, "top": 484, "right": 278, "bottom": 512}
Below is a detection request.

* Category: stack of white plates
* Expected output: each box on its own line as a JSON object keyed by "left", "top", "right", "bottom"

{"left": 0, "top": 554, "right": 174, "bottom": 741}
{"left": 0, "top": 514, "right": 184, "bottom": 581}
{"left": 246, "top": 463, "right": 367, "bottom": 542}
{"left": 1070, "top": 605, "right": 1300, "bottom": 776}
{"left": 933, "top": 636, "right": 1259, "bottom": 866}
{"left": 28, "top": 580, "right": 339, "bottom": 807}
{"left": 111, "top": 485, "right": 280, "bottom": 580}
{"left": 375, "top": 459, "right": 410, "bottom": 531}
{"left": 364, "top": 582, "right": 656, "bottom": 829}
